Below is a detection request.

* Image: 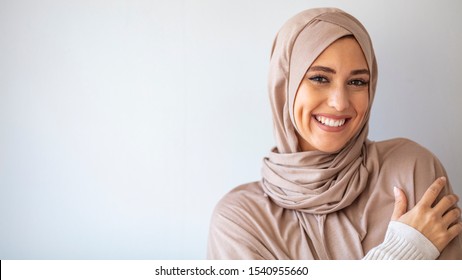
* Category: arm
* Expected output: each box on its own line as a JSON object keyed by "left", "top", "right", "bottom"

{"left": 207, "top": 210, "right": 271, "bottom": 259}
{"left": 206, "top": 186, "right": 278, "bottom": 260}
{"left": 363, "top": 221, "right": 440, "bottom": 259}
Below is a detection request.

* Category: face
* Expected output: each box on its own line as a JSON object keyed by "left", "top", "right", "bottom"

{"left": 294, "top": 36, "right": 369, "bottom": 153}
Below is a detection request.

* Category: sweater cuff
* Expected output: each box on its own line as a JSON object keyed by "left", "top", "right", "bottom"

{"left": 364, "top": 221, "right": 440, "bottom": 260}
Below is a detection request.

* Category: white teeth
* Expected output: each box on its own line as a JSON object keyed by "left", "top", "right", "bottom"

{"left": 315, "top": 115, "right": 346, "bottom": 127}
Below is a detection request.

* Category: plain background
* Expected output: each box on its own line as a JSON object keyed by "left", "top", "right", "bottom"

{"left": 1, "top": 0, "right": 461, "bottom": 259}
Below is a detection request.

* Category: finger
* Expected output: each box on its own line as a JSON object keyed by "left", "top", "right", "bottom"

{"left": 446, "top": 222, "right": 462, "bottom": 242}
{"left": 419, "top": 177, "right": 446, "bottom": 208}
{"left": 442, "top": 207, "right": 461, "bottom": 227}
{"left": 391, "top": 186, "right": 408, "bottom": 221}
{"left": 434, "top": 194, "right": 459, "bottom": 215}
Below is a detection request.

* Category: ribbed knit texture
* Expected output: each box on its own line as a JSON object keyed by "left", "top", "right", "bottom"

{"left": 363, "top": 221, "right": 440, "bottom": 260}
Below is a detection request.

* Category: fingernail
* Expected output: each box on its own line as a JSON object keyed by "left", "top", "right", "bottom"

{"left": 393, "top": 186, "right": 399, "bottom": 196}
{"left": 440, "top": 176, "right": 447, "bottom": 183}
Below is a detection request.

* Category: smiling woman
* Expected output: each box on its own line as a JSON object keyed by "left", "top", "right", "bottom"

{"left": 294, "top": 36, "right": 369, "bottom": 153}
{"left": 207, "top": 7, "right": 462, "bottom": 260}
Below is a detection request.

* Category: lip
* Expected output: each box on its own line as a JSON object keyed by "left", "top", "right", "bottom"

{"left": 312, "top": 114, "right": 352, "bottom": 132}
{"left": 314, "top": 113, "right": 352, "bottom": 120}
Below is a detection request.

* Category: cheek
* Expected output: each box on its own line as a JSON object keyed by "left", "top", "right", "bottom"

{"left": 294, "top": 84, "right": 314, "bottom": 128}
{"left": 353, "top": 93, "right": 369, "bottom": 120}
{"left": 294, "top": 93, "right": 319, "bottom": 130}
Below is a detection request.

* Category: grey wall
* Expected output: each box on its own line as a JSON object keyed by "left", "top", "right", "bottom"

{"left": 1, "top": 0, "right": 461, "bottom": 259}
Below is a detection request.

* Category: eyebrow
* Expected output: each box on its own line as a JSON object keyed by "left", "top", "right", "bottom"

{"left": 308, "top": 65, "right": 370, "bottom": 76}
{"left": 350, "top": 69, "right": 370, "bottom": 76}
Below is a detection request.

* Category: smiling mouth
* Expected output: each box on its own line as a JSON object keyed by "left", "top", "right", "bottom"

{"left": 314, "top": 115, "right": 350, "bottom": 127}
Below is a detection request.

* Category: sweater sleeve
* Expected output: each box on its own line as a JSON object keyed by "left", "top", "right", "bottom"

{"left": 363, "top": 221, "right": 440, "bottom": 260}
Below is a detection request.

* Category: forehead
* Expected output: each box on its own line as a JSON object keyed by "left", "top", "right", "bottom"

{"left": 311, "top": 37, "right": 369, "bottom": 70}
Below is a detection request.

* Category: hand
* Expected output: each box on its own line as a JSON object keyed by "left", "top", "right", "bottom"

{"left": 391, "top": 177, "right": 462, "bottom": 252}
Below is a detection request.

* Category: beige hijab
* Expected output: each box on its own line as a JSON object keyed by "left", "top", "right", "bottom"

{"left": 261, "top": 8, "right": 377, "bottom": 214}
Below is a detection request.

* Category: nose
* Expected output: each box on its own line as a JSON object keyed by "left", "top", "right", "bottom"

{"left": 327, "top": 85, "right": 349, "bottom": 112}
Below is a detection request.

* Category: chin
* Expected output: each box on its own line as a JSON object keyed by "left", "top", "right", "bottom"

{"left": 318, "top": 146, "right": 343, "bottom": 153}
{"left": 316, "top": 141, "right": 347, "bottom": 153}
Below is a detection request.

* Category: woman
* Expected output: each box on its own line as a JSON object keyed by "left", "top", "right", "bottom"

{"left": 207, "top": 8, "right": 462, "bottom": 259}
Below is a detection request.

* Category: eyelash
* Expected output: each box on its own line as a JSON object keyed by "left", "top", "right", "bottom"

{"left": 308, "top": 75, "right": 369, "bottom": 87}
{"left": 308, "top": 75, "right": 329, "bottom": 84}
{"left": 348, "top": 79, "right": 369, "bottom": 87}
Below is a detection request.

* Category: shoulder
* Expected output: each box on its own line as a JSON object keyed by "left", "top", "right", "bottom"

{"left": 367, "top": 138, "right": 443, "bottom": 172}
{"left": 367, "top": 137, "right": 449, "bottom": 202}
{"left": 210, "top": 181, "right": 271, "bottom": 227}
{"left": 367, "top": 137, "right": 446, "bottom": 177}
{"left": 368, "top": 138, "right": 437, "bottom": 161}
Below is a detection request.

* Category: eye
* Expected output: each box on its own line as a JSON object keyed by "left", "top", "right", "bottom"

{"left": 308, "top": 75, "right": 329, "bottom": 84}
{"left": 348, "top": 79, "right": 369, "bottom": 87}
